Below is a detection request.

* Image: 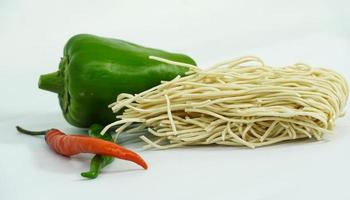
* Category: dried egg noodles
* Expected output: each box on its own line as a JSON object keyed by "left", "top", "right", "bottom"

{"left": 101, "top": 56, "right": 348, "bottom": 149}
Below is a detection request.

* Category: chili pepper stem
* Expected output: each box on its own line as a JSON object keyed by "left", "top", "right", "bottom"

{"left": 16, "top": 126, "right": 50, "bottom": 135}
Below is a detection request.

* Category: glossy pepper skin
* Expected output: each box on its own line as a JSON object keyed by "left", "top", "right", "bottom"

{"left": 81, "top": 124, "right": 114, "bottom": 179}
{"left": 38, "top": 34, "right": 196, "bottom": 128}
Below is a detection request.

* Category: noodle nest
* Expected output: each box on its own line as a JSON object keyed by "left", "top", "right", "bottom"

{"left": 102, "top": 56, "right": 348, "bottom": 149}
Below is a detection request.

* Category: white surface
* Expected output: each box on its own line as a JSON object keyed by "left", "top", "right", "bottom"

{"left": 1, "top": 0, "right": 350, "bottom": 200}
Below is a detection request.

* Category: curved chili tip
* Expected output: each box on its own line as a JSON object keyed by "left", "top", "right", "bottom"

{"left": 81, "top": 171, "right": 98, "bottom": 179}
{"left": 120, "top": 150, "right": 148, "bottom": 170}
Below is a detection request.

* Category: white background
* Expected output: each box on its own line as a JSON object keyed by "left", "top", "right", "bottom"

{"left": 1, "top": 0, "right": 350, "bottom": 199}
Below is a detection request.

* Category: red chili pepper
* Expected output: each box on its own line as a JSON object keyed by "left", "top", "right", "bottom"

{"left": 16, "top": 126, "right": 148, "bottom": 169}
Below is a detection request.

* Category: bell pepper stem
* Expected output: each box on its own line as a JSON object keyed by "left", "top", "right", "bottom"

{"left": 38, "top": 71, "right": 64, "bottom": 94}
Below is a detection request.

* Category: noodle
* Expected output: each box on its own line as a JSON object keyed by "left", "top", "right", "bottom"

{"left": 102, "top": 56, "right": 348, "bottom": 149}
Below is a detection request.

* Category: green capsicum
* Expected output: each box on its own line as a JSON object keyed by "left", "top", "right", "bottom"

{"left": 39, "top": 34, "right": 196, "bottom": 128}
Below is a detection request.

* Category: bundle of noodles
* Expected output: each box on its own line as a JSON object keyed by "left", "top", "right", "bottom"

{"left": 101, "top": 56, "right": 348, "bottom": 149}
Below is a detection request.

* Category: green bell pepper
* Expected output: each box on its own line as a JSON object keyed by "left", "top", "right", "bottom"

{"left": 38, "top": 34, "right": 196, "bottom": 128}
